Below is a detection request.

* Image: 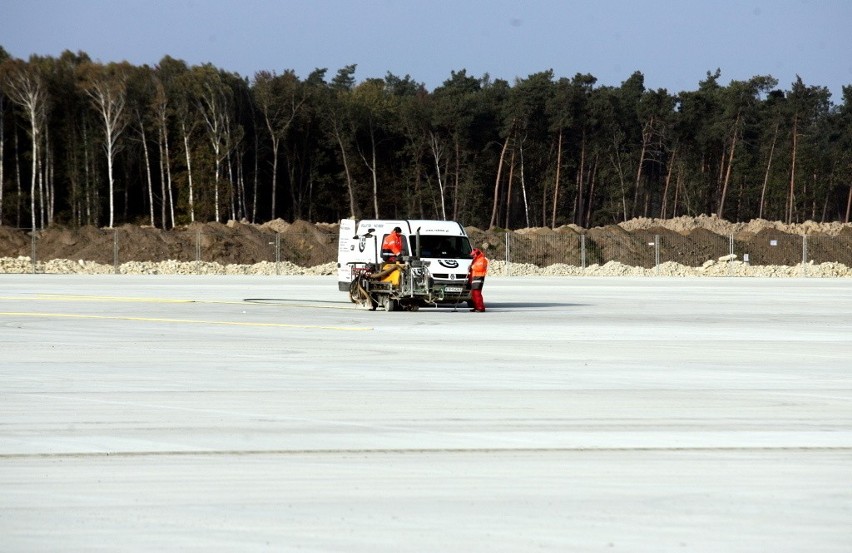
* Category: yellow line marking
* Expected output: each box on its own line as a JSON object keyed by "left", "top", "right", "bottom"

{"left": 45, "top": 294, "right": 231, "bottom": 304}
{"left": 0, "top": 294, "right": 357, "bottom": 310}
{"left": 0, "top": 294, "right": 207, "bottom": 304}
{"left": 0, "top": 312, "right": 372, "bottom": 331}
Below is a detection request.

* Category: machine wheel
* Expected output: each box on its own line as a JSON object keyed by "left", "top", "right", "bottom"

{"left": 348, "top": 280, "right": 361, "bottom": 303}
{"left": 384, "top": 298, "right": 398, "bottom": 312}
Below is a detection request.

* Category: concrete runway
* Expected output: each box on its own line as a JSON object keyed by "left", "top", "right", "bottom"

{"left": 1, "top": 275, "right": 851, "bottom": 552}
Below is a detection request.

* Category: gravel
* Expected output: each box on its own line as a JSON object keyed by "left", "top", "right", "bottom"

{"left": 2, "top": 256, "right": 850, "bottom": 277}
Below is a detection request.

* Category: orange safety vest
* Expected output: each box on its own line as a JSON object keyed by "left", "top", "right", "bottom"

{"left": 381, "top": 232, "right": 402, "bottom": 255}
{"left": 470, "top": 255, "right": 488, "bottom": 278}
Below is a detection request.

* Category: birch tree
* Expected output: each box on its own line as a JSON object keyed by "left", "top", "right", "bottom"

{"left": 195, "top": 65, "right": 231, "bottom": 222}
{"left": 80, "top": 62, "right": 130, "bottom": 228}
{"left": 3, "top": 59, "right": 48, "bottom": 231}
{"left": 152, "top": 76, "right": 175, "bottom": 228}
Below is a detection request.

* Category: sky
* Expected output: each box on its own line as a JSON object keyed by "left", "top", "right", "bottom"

{"left": 2, "top": 0, "right": 851, "bottom": 102}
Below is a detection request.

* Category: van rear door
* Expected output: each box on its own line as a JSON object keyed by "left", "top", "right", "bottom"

{"left": 337, "top": 219, "right": 357, "bottom": 289}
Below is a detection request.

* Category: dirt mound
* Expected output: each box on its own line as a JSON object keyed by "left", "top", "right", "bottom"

{"left": 1, "top": 217, "right": 851, "bottom": 269}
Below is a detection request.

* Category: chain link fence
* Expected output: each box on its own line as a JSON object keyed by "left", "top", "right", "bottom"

{"left": 486, "top": 232, "right": 852, "bottom": 275}
{"left": 2, "top": 226, "right": 851, "bottom": 275}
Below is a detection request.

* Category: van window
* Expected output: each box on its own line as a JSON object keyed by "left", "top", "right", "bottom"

{"left": 380, "top": 233, "right": 408, "bottom": 255}
{"left": 410, "top": 235, "right": 472, "bottom": 259}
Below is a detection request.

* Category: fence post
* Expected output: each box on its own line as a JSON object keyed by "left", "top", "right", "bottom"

{"left": 655, "top": 234, "right": 660, "bottom": 275}
{"left": 275, "top": 233, "right": 281, "bottom": 276}
{"left": 802, "top": 235, "right": 808, "bottom": 277}
{"left": 31, "top": 228, "right": 37, "bottom": 274}
{"left": 113, "top": 229, "right": 119, "bottom": 274}
{"left": 504, "top": 232, "right": 510, "bottom": 277}
{"left": 729, "top": 234, "right": 734, "bottom": 276}
{"left": 195, "top": 229, "right": 202, "bottom": 274}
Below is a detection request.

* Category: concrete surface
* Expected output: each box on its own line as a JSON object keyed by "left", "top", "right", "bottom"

{"left": 1, "top": 275, "right": 851, "bottom": 552}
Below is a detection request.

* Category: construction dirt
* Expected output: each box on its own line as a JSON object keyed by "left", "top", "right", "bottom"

{"left": 1, "top": 215, "right": 851, "bottom": 275}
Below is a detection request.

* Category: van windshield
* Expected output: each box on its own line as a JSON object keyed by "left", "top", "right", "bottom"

{"left": 409, "top": 235, "right": 472, "bottom": 259}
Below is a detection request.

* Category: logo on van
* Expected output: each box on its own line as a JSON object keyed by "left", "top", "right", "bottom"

{"left": 438, "top": 260, "right": 459, "bottom": 268}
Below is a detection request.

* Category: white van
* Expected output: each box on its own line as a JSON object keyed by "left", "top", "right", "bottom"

{"left": 337, "top": 219, "right": 474, "bottom": 307}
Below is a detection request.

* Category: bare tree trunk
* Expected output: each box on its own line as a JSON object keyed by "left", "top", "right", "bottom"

{"left": 610, "top": 133, "right": 629, "bottom": 222}
{"left": 659, "top": 146, "right": 677, "bottom": 218}
{"left": 632, "top": 118, "right": 652, "bottom": 218}
{"left": 551, "top": 129, "right": 562, "bottom": 229}
{"left": 138, "top": 115, "right": 155, "bottom": 227}
{"left": 504, "top": 147, "right": 515, "bottom": 229}
{"left": 158, "top": 126, "right": 167, "bottom": 228}
{"left": 14, "top": 127, "right": 23, "bottom": 227}
{"left": 42, "top": 127, "right": 50, "bottom": 225}
{"left": 331, "top": 121, "right": 357, "bottom": 219}
{"left": 157, "top": 108, "right": 175, "bottom": 229}
{"left": 30, "top": 122, "right": 39, "bottom": 231}
{"left": 214, "top": 153, "right": 221, "bottom": 222}
{"left": 519, "top": 137, "right": 530, "bottom": 229}
{"left": 38, "top": 133, "right": 45, "bottom": 228}
{"left": 269, "top": 135, "right": 280, "bottom": 219}
{"left": 182, "top": 122, "right": 195, "bottom": 223}
{"left": 235, "top": 148, "right": 245, "bottom": 220}
{"left": 489, "top": 132, "right": 511, "bottom": 229}
{"left": 370, "top": 130, "right": 379, "bottom": 219}
{"left": 673, "top": 166, "right": 683, "bottom": 217}
{"left": 286, "top": 155, "right": 297, "bottom": 220}
{"left": 717, "top": 113, "right": 741, "bottom": 219}
{"left": 787, "top": 115, "right": 798, "bottom": 224}
{"left": 354, "top": 120, "right": 380, "bottom": 219}
{"left": 584, "top": 156, "right": 599, "bottom": 228}
{"left": 252, "top": 129, "right": 259, "bottom": 223}
{"left": 759, "top": 120, "right": 779, "bottom": 220}
{"left": 845, "top": 185, "right": 852, "bottom": 223}
{"left": 92, "top": 135, "right": 100, "bottom": 227}
{"left": 453, "top": 138, "right": 461, "bottom": 220}
{"left": 47, "top": 132, "right": 55, "bottom": 225}
{"left": 575, "top": 130, "right": 586, "bottom": 225}
{"left": 429, "top": 131, "right": 447, "bottom": 220}
{"left": 82, "top": 121, "right": 92, "bottom": 225}
{"left": 227, "top": 151, "right": 236, "bottom": 221}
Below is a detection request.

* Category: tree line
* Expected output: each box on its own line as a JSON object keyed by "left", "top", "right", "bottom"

{"left": 1, "top": 46, "right": 851, "bottom": 231}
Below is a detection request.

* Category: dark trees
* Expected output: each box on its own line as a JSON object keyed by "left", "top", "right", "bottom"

{"left": 1, "top": 49, "right": 849, "bottom": 230}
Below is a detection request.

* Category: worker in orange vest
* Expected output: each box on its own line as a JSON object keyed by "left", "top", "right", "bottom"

{"left": 468, "top": 248, "right": 488, "bottom": 312}
{"left": 381, "top": 227, "right": 403, "bottom": 262}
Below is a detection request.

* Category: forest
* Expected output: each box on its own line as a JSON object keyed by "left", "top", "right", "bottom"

{"left": 1, "top": 46, "right": 851, "bottom": 232}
